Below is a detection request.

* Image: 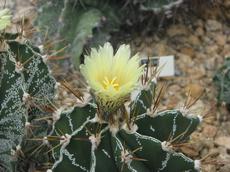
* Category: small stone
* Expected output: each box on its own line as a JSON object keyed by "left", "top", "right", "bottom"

{"left": 188, "top": 35, "right": 200, "bottom": 46}
{"left": 167, "top": 25, "right": 189, "bottom": 37}
{"left": 195, "top": 52, "right": 206, "bottom": 60}
{"left": 205, "top": 20, "right": 222, "bottom": 32}
{"left": 154, "top": 42, "right": 167, "bottom": 56}
{"left": 195, "top": 19, "right": 204, "bottom": 27}
{"left": 222, "top": 45, "right": 230, "bottom": 57}
{"left": 145, "top": 47, "right": 154, "bottom": 57}
{"left": 205, "top": 45, "right": 219, "bottom": 56}
{"left": 215, "top": 34, "right": 227, "bottom": 46}
{"left": 203, "top": 36, "right": 214, "bottom": 45}
{"left": 220, "top": 164, "right": 230, "bottom": 172}
{"left": 224, "top": 0, "right": 230, "bottom": 7}
{"left": 180, "top": 47, "right": 195, "bottom": 57}
{"left": 203, "top": 164, "right": 216, "bottom": 172}
{"left": 188, "top": 66, "right": 206, "bottom": 80}
{"left": 214, "top": 136, "right": 230, "bottom": 149}
{"left": 202, "top": 125, "right": 217, "bottom": 138}
{"left": 167, "top": 95, "right": 180, "bottom": 109}
{"left": 185, "top": 84, "right": 204, "bottom": 99}
{"left": 195, "top": 27, "right": 205, "bottom": 37}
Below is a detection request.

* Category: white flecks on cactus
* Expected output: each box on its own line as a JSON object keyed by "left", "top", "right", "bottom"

{"left": 89, "top": 134, "right": 101, "bottom": 151}
{"left": 16, "top": 145, "right": 21, "bottom": 151}
{"left": 42, "top": 55, "right": 48, "bottom": 63}
{"left": 102, "top": 149, "right": 111, "bottom": 158}
{"left": 11, "top": 149, "right": 16, "bottom": 156}
{"left": 53, "top": 108, "right": 63, "bottom": 121}
{"left": 122, "top": 123, "right": 138, "bottom": 134}
{"left": 62, "top": 149, "right": 88, "bottom": 171}
{"left": 121, "top": 149, "right": 133, "bottom": 164}
{"left": 147, "top": 108, "right": 157, "bottom": 117}
{"left": 158, "top": 153, "right": 170, "bottom": 171}
{"left": 90, "top": 143, "right": 96, "bottom": 172}
{"left": 55, "top": 81, "right": 61, "bottom": 89}
{"left": 22, "top": 92, "right": 30, "bottom": 103}
{"left": 38, "top": 45, "right": 44, "bottom": 53}
{"left": 46, "top": 169, "right": 52, "bottom": 172}
{"left": 197, "top": 115, "right": 203, "bottom": 122}
{"left": 151, "top": 77, "right": 157, "bottom": 84}
{"left": 60, "top": 134, "right": 71, "bottom": 145}
{"left": 43, "top": 136, "right": 49, "bottom": 145}
{"left": 150, "top": 125, "right": 155, "bottom": 133}
{"left": 172, "top": 113, "right": 178, "bottom": 137}
{"left": 109, "top": 124, "right": 119, "bottom": 136}
{"left": 130, "top": 88, "right": 141, "bottom": 102}
{"left": 0, "top": 54, "right": 26, "bottom": 166}
{"left": 1, "top": 39, "right": 56, "bottom": 170}
{"left": 25, "top": 122, "right": 31, "bottom": 127}
{"left": 90, "top": 113, "right": 102, "bottom": 123}
{"left": 161, "top": 141, "right": 173, "bottom": 152}
{"left": 15, "top": 61, "right": 24, "bottom": 73}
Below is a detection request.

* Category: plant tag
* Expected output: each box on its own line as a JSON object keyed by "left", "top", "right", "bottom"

{"left": 141, "top": 55, "right": 175, "bottom": 77}
{"left": 157, "top": 55, "right": 175, "bottom": 77}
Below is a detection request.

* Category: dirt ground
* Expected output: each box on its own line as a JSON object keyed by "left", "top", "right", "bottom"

{"left": 2, "top": 0, "right": 230, "bottom": 171}
{"left": 130, "top": 5, "right": 230, "bottom": 171}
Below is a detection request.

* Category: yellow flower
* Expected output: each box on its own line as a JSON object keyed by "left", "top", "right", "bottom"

{"left": 0, "top": 9, "right": 11, "bottom": 31}
{"left": 80, "top": 42, "right": 143, "bottom": 113}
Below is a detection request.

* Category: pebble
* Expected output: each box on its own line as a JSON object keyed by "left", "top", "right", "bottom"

{"left": 214, "top": 136, "right": 230, "bottom": 149}
{"left": 214, "top": 34, "right": 227, "bottom": 46}
{"left": 220, "top": 164, "right": 230, "bottom": 172}
{"left": 202, "top": 124, "right": 217, "bottom": 138}
{"left": 205, "top": 20, "right": 222, "bottom": 32}
{"left": 167, "top": 25, "right": 189, "bottom": 37}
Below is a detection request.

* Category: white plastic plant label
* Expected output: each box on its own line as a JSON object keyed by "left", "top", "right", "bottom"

{"left": 158, "top": 55, "right": 175, "bottom": 77}
{"left": 141, "top": 55, "right": 175, "bottom": 77}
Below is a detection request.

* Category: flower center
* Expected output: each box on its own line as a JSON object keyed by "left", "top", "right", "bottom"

{"left": 102, "top": 76, "right": 119, "bottom": 90}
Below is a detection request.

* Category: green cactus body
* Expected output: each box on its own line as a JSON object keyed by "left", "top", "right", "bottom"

{"left": 213, "top": 57, "right": 230, "bottom": 106}
{"left": 36, "top": 0, "right": 120, "bottom": 68}
{"left": 0, "top": 34, "right": 56, "bottom": 171}
{"left": 36, "top": 0, "right": 185, "bottom": 69}
{"left": 49, "top": 80, "right": 201, "bottom": 172}
{"left": 0, "top": 46, "right": 26, "bottom": 171}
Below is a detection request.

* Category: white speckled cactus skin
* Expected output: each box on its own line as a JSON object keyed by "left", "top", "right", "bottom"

{"left": 0, "top": 36, "right": 56, "bottom": 171}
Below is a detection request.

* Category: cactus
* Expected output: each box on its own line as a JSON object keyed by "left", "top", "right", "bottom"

{"left": 35, "top": 0, "right": 188, "bottom": 69}
{"left": 36, "top": 0, "right": 120, "bottom": 68}
{"left": 47, "top": 81, "right": 201, "bottom": 172}
{"left": 0, "top": 30, "right": 56, "bottom": 171}
{"left": 213, "top": 57, "right": 230, "bottom": 109}
{"left": 45, "top": 43, "right": 202, "bottom": 172}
